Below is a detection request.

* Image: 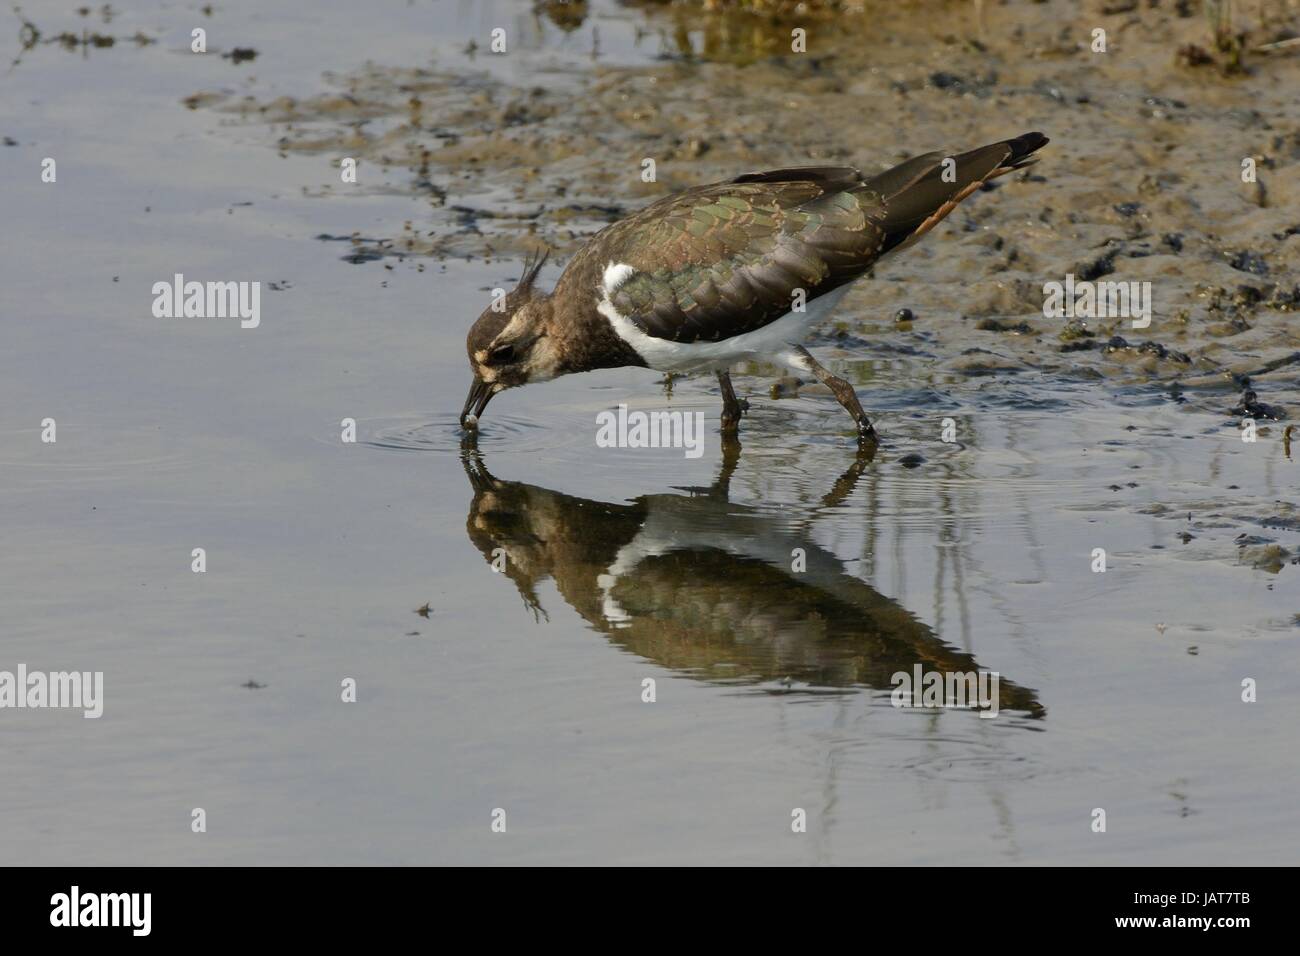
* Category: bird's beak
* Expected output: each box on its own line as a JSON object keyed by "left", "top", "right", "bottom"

{"left": 460, "top": 378, "right": 495, "bottom": 430}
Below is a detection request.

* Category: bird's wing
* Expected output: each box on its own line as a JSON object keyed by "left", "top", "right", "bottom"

{"left": 600, "top": 176, "right": 886, "bottom": 344}
{"left": 576, "top": 133, "right": 1048, "bottom": 345}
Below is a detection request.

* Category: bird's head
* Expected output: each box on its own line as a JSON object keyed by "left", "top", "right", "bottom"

{"left": 460, "top": 248, "right": 560, "bottom": 430}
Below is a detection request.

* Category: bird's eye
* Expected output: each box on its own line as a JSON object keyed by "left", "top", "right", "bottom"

{"left": 486, "top": 343, "right": 515, "bottom": 365}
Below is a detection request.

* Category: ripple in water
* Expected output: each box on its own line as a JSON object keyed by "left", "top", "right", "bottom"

{"left": 359, "top": 412, "right": 567, "bottom": 455}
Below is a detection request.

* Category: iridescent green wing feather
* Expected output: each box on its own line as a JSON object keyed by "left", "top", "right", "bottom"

{"left": 580, "top": 133, "right": 1049, "bottom": 345}
{"left": 606, "top": 177, "right": 887, "bottom": 344}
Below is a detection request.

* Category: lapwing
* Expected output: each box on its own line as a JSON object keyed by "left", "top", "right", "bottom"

{"left": 460, "top": 132, "right": 1049, "bottom": 443}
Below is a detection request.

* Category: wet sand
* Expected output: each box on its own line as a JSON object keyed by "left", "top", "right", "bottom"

{"left": 2, "top": 0, "right": 1298, "bottom": 864}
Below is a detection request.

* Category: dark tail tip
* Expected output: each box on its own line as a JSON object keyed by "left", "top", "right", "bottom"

{"left": 1008, "top": 131, "right": 1050, "bottom": 161}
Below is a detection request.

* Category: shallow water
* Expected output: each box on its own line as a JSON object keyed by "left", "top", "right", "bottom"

{"left": 3, "top": 0, "right": 1299, "bottom": 864}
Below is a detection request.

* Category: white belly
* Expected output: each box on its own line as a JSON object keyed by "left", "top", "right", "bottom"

{"left": 598, "top": 273, "right": 853, "bottom": 374}
{"left": 595, "top": 493, "right": 873, "bottom": 626}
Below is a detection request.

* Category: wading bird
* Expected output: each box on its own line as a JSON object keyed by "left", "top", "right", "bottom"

{"left": 460, "top": 132, "right": 1049, "bottom": 444}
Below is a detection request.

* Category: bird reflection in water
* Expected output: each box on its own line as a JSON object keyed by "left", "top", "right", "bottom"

{"left": 461, "top": 440, "right": 1044, "bottom": 718}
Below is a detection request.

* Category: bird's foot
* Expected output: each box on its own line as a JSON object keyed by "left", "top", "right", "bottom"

{"left": 847, "top": 409, "right": 878, "bottom": 447}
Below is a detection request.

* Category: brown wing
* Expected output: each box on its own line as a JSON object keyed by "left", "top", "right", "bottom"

{"left": 604, "top": 180, "right": 887, "bottom": 343}
{"left": 558, "top": 133, "right": 1048, "bottom": 345}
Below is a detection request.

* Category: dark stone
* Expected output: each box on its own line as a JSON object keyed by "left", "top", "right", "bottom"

{"left": 1076, "top": 249, "right": 1118, "bottom": 281}
{"left": 1227, "top": 250, "right": 1268, "bottom": 275}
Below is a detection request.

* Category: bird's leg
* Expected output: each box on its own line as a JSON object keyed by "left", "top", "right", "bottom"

{"left": 791, "top": 345, "right": 877, "bottom": 443}
{"left": 716, "top": 369, "right": 748, "bottom": 434}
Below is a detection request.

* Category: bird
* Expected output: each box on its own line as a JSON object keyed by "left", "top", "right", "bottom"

{"left": 460, "top": 131, "right": 1049, "bottom": 444}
